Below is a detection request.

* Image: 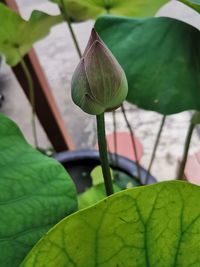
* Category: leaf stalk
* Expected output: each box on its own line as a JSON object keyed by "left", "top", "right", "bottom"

{"left": 20, "top": 55, "right": 38, "bottom": 148}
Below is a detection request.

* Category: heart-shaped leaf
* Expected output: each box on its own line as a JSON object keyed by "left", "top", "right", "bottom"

{"left": 0, "top": 114, "right": 77, "bottom": 267}
{"left": 179, "top": 0, "right": 200, "bottom": 13}
{"left": 21, "top": 180, "right": 200, "bottom": 266}
{"left": 0, "top": 3, "right": 62, "bottom": 66}
{"left": 95, "top": 16, "right": 200, "bottom": 114}
{"left": 51, "top": 0, "right": 169, "bottom": 22}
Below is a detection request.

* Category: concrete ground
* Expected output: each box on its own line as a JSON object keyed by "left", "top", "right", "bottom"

{"left": 1, "top": 0, "right": 200, "bottom": 181}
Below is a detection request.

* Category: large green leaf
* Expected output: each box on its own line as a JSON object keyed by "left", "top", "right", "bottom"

{"left": 95, "top": 16, "right": 200, "bottom": 114}
{"left": 0, "top": 3, "right": 62, "bottom": 66}
{"left": 51, "top": 0, "right": 169, "bottom": 22}
{"left": 179, "top": 0, "right": 200, "bottom": 13}
{"left": 21, "top": 181, "right": 200, "bottom": 266}
{"left": 0, "top": 114, "right": 77, "bottom": 267}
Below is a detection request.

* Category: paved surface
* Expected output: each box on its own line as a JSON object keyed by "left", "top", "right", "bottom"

{"left": 1, "top": 0, "right": 200, "bottom": 180}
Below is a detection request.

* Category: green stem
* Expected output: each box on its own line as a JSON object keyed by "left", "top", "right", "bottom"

{"left": 20, "top": 56, "right": 39, "bottom": 148}
{"left": 177, "top": 121, "right": 195, "bottom": 180}
{"left": 105, "top": 7, "right": 110, "bottom": 14}
{"left": 96, "top": 113, "right": 114, "bottom": 196}
{"left": 121, "top": 104, "right": 141, "bottom": 180}
{"left": 60, "top": 0, "right": 82, "bottom": 58}
{"left": 103, "top": 0, "right": 111, "bottom": 13}
{"left": 145, "top": 115, "right": 166, "bottom": 183}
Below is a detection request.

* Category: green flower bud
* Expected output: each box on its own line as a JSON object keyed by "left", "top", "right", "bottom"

{"left": 71, "top": 29, "right": 128, "bottom": 115}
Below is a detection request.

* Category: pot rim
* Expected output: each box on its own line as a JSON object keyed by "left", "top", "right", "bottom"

{"left": 53, "top": 149, "right": 156, "bottom": 185}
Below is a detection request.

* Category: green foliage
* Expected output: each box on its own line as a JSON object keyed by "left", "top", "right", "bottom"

{"left": 50, "top": 0, "right": 169, "bottom": 22}
{"left": 95, "top": 16, "right": 200, "bottom": 114}
{"left": 90, "top": 165, "right": 114, "bottom": 186}
{"left": 78, "top": 183, "right": 120, "bottom": 209}
{"left": 114, "top": 170, "right": 140, "bottom": 188}
{"left": 78, "top": 165, "right": 114, "bottom": 209}
{"left": 0, "top": 3, "right": 62, "bottom": 66}
{"left": 21, "top": 181, "right": 200, "bottom": 266}
{"left": 78, "top": 166, "right": 139, "bottom": 209}
{"left": 179, "top": 0, "right": 200, "bottom": 12}
{"left": 0, "top": 114, "right": 77, "bottom": 267}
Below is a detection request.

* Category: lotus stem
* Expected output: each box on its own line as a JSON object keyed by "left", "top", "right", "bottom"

{"left": 145, "top": 115, "right": 166, "bottom": 183}
{"left": 177, "top": 120, "right": 195, "bottom": 180}
{"left": 60, "top": 0, "right": 82, "bottom": 58}
{"left": 96, "top": 113, "right": 114, "bottom": 196}
{"left": 103, "top": 0, "right": 111, "bottom": 13}
{"left": 20, "top": 56, "right": 38, "bottom": 148}
{"left": 121, "top": 104, "right": 141, "bottom": 180}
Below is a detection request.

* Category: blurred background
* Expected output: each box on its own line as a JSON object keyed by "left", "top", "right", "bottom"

{"left": 1, "top": 0, "right": 200, "bottom": 180}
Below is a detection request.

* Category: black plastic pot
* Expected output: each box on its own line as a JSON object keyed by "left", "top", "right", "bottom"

{"left": 53, "top": 149, "right": 156, "bottom": 193}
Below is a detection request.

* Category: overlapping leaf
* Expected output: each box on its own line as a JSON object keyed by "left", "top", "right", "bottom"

{"left": 21, "top": 181, "right": 200, "bottom": 266}
{"left": 95, "top": 16, "right": 200, "bottom": 114}
{"left": 50, "top": 0, "right": 169, "bottom": 22}
{"left": 78, "top": 166, "right": 138, "bottom": 209}
{"left": 0, "top": 114, "right": 77, "bottom": 267}
{"left": 0, "top": 3, "right": 62, "bottom": 66}
{"left": 179, "top": 0, "right": 200, "bottom": 13}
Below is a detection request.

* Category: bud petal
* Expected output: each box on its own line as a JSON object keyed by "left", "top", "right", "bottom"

{"left": 71, "top": 29, "right": 128, "bottom": 115}
{"left": 83, "top": 28, "right": 101, "bottom": 57}
{"left": 71, "top": 59, "right": 104, "bottom": 115}
{"left": 85, "top": 40, "right": 128, "bottom": 110}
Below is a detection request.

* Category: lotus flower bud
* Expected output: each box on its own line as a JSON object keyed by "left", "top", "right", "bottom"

{"left": 71, "top": 28, "right": 128, "bottom": 115}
